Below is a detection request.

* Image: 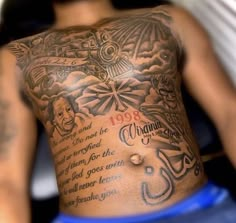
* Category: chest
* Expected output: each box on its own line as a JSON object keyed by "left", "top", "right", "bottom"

{"left": 17, "top": 14, "right": 182, "bottom": 120}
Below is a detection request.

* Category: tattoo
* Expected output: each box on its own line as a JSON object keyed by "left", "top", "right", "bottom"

{"left": 47, "top": 94, "right": 90, "bottom": 137}
{"left": 142, "top": 168, "right": 173, "bottom": 205}
{"left": 7, "top": 9, "right": 179, "bottom": 120}
{"left": 157, "top": 142, "right": 200, "bottom": 179}
{"left": 140, "top": 140, "right": 202, "bottom": 206}
{"left": 0, "top": 99, "right": 16, "bottom": 157}
{"left": 52, "top": 122, "right": 123, "bottom": 207}
{"left": 7, "top": 8, "right": 202, "bottom": 207}
{"left": 145, "top": 166, "right": 155, "bottom": 176}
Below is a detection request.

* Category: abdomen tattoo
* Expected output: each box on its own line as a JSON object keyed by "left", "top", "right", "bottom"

{"left": 7, "top": 8, "right": 203, "bottom": 207}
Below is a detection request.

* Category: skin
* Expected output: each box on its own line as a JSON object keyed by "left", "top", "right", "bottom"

{"left": 0, "top": 2, "right": 236, "bottom": 222}
{"left": 50, "top": 96, "right": 77, "bottom": 136}
{"left": 1, "top": 7, "right": 207, "bottom": 215}
{"left": 53, "top": 98, "right": 75, "bottom": 132}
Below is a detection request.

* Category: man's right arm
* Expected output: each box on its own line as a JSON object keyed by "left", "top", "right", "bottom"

{"left": 0, "top": 47, "right": 37, "bottom": 223}
{"left": 169, "top": 6, "right": 236, "bottom": 167}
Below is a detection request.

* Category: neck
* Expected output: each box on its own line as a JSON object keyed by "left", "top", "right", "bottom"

{"left": 53, "top": 0, "right": 118, "bottom": 28}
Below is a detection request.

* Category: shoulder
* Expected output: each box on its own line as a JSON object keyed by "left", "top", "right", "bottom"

{"left": 117, "top": 5, "right": 186, "bottom": 31}
{"left": 0, "top": 30, "right": 50, "bottom": 78}
{"left": 2, "top": 30, "right": 50, "bottom": 68}
{"left": 152, "top": 4, "right": 211, "bottom": 50}
{"left": 0, "top": 45, "right": 17, "bottom": 71}
{"left": 151, "top": 4, "right": 193, "bottom": 19}
{"left": 120, "top": 5, "right": 174, "bottom": 20}
{"left": 150, "top": 4, "right": 203, "bottom": 30}
{"left": 7, "top": 31, "right": 48, "bottom": 49}
{"left": 153, "top": 5, "right": 210, "bottom": 41}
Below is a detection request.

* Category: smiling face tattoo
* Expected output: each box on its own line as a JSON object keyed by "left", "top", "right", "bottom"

{"left": 52, "top": 97, "right": 76, "bottom": 136}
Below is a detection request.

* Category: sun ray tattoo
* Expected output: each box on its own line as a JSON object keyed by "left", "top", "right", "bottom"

{"left": 6, "top": 8, "right": 203, "bottom": 207}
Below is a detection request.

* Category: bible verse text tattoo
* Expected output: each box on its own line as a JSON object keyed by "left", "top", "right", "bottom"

{"left": 8, "top": 8, "right": 203, "bottom": 207}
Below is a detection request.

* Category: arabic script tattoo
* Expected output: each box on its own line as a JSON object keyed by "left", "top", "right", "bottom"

{"left": 8, "top": 8, "right": 203, "bottom": 207}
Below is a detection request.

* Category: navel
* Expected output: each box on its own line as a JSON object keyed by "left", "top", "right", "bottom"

{"left": 130, "top": 153, "right": 144, "bottom": 165}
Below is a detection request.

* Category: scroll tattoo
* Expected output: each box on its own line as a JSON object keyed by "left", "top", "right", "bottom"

{"left": 6, "top": 8, "right": 202, "bottom": 206}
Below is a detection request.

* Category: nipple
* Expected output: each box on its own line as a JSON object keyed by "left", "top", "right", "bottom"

{"left": 130, "top": 153, "right": 144, "bottom": 165}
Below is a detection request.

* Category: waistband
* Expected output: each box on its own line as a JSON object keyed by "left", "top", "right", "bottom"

{"left": 53, "top": 181, "right": 229, "bottom": 223}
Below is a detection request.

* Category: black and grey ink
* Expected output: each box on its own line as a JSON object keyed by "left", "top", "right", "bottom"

{"left": 6, "top": 8, "right": 202, "bottom": 208}
{"left": 81, "top": 79, "right": 150, "bottom": 115}
{"left": 141, "top": 141, "right": 201, "bottom": 205}
{"left": 142, "top": 168, "right": 173, "bottom": 205}
{"left": 0, "top": 100, "right": 16, "bottom": 157}
{"left": 156, "top": 142, "right": 199, "bottom": 179}
{"left": 48, "top": 95, "right": 88, "bottom": 137}
{"left": 7, "top": 10, "right": 180, "bottom": 115}
{"left": 145, "top": 166, "right": 155, "bottom": 176}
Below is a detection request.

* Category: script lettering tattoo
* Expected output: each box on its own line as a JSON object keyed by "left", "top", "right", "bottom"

{"left": 141, "top": 142, "right": 201, "bottom": 205}
{"left": 142, "top": 168, "right": 173, "bottom": 205}
{"left": 53, "top": 123, "right": 123, "bottom": 207}
{"left": 7, "top": 8, "right": 203, "bottom": 208}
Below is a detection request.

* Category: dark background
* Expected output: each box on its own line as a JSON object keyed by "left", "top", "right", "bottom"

{"left": 0, "top": 0, "right": 235, "bottom": 222}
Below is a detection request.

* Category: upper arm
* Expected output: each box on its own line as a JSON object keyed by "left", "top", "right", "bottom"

{"left": 0, "top": 47, "right": 37, "bottom": 192}
{"left": 171, "top": 6, "right": 236, "bottom": 127}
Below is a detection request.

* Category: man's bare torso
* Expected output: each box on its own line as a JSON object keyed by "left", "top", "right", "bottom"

{"left": 8, "top": 6, "right": 206, "bottom": 217}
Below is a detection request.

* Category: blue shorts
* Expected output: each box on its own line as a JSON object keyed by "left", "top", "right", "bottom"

{"left": 52, "top": 181, "right": 229, "bottom": 223}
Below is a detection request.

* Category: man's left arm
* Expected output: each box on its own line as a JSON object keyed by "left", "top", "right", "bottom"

{"left": 171, "top": 6, "right": 236, "bottom": 167}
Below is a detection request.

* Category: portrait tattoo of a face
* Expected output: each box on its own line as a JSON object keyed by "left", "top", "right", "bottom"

{"left": 48, "top": 95, "right": 80, "bottom": 137}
